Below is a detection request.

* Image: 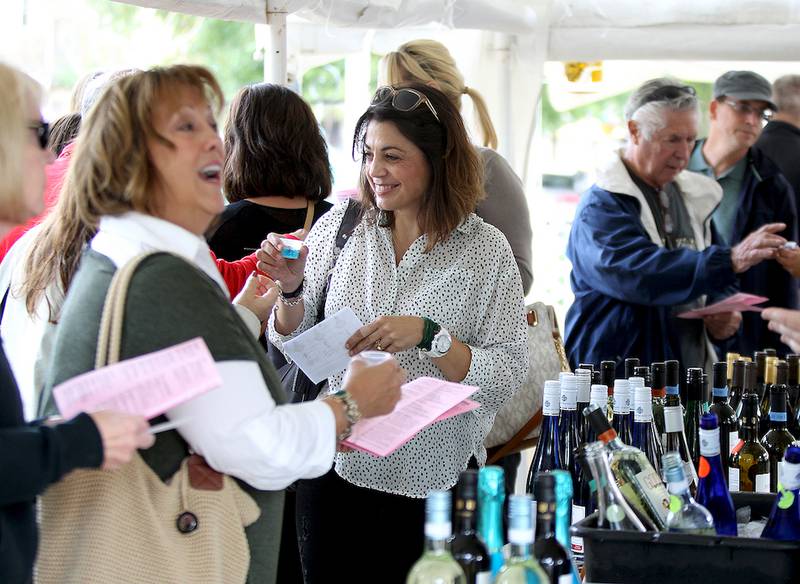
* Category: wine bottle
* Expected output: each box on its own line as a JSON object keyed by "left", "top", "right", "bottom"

{"left": 571, "top": 442, "right": 594, "bottom": 561}
{"left": 477, "top": 466, "right": 505, "bottom": 579}
{"left": 449, "top": 470, "right": 490, "bottom": 584}
{"left": 578, "top": 363, "right": 594, "bottom": 373}
{"left": 683, "top": 368, "right": 703, "bottom": 469}
{"left": 533, "top": 473, "right": 575, "bottom": 584}
{"left": 785, "top": 354, "right": 800, "bottom": 437}
{"left": 557, "top": 376, "right": 581, "bottom": 529}
{"left": 762, "top": 371, "right": 796, "bottom": 493}
{"left": 574, "top": 369, "right": 592, "bottom": 443}
{"left": 631, "top": 385, "right": 663, "bottom": 475}
{"left": 584, "top": 405, "right": 669, "bottom": 530}
{"left": 551, "top": 470, "right": 582, "bottom": 582}
{"left": 725, "top": 352, "right": 740, "bottom": 385}
{"left": 612, "top": 379, "right": 633, "bottom": 445}
{"left": 662, "top": 452, "right": 715, "bottom": 535}
{"left": 665, "top": 359, "right": 681, "bottom": 407}
{"left": 695, "top": 413, "right": 737, "bottom": 536}
{"left": 729, "top": 394, "right": 770, "bottom": 493}
{"left": 761, "top": 443, "right": 800, "bottom": 541}
{"left": 759, "top": 356, "right": 779, "bottom": 437}
{"left": 708, "top": 361, "right": 738, "bottom": 482}
{"left": 580, "top": 441, "right": 646, "bottom": 531}
{"left": 754, "top": 351, "right": 768, "bottom": 401}
{"left": 729, "top": 359, "right": 746, "bottom": 414}
{"left": 600, "top": 360, "right": 616, "bottom": 423}
{"left": 624, "top": 357, "right": 640, "bottom": 380}
{"left": 634, "top": 365, "right": 651, "bottom": 386}
{"left": 585, "top": 384, "right": 608, "bottom": 444}
{"left": 407, "top": 491, "right": 467, "bottom": 584}
{"left": 651, "top": 362, "right": 667, "bottom": 449}
{"left": 663, "top": 383, "right": 698, "bottom": 492}
{"left": 494, "top": 495, "right": 547, "bottom": 584}
{"left": 627, "top": 376, "right": 644, "bottom": 435}
{"left": 527, "top": 381, "right": 564, "bottom": 494}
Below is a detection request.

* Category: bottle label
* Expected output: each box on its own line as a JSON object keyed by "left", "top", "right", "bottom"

{"left": 476, "top": 573, "right": 491, "bottom": 584}
{"left": 729, "top": 432, "right": 740, "bottom": 455}
{"left": 756, "top": 472, "right": 771, "bottom": 493}
{"left": 770, "top": 411, "right": 788, "bottom": 422}
{"left": 663, "top": 406, "right": 684, "bottom": 433}
{"left": 666, "top": 385, "right": 680, "bottom": 396}
{"left": 712, "top": 386, "right": 728, "bottom": 398}
{"left": 634, "top": 402, "right": 652, "bottom": 422}
{"left": 684, "top": 460, "right": 698, "bottom": 485}
{"left": 699, "top": 427, "right": 721, "bottom": 457}
{"left": 729, "top": 468, "right": 740, "bottom": 491}
{"left": 636, "top": 467, "right": 670, "bottom": 522}
{"left": 570, "top": 504, "right": 586, "bottom": 555}
{"left": 781, "top": 461, "right": 800, "bottom": 491}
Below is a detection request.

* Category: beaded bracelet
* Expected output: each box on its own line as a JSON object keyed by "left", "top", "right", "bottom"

{"left": 417, "top": 317, "right": 438, "bottom": 351}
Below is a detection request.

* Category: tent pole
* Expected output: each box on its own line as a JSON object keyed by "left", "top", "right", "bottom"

{"left": 265, "top": 2, "right": 288, "bottom": 85}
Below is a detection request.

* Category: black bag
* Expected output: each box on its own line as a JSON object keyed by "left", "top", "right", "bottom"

{"left": 271, "top": 200, "right": 362, "bottom": 403}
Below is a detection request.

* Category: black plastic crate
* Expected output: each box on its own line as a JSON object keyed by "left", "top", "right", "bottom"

{"left": 570, "top": 493, "right": 800, "bottom": 583}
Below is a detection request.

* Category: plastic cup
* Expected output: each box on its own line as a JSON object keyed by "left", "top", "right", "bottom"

{"left": 784, "top": 241, "right": 798, "bottom": 250}
{"left": 354, "top": 350, "right": 394, "bottom": 366}
{"left": 280, "top": 237, "right": 303, "bottom": 259}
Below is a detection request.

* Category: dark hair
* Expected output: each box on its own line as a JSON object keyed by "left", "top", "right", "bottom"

{"left": 223, "top": 83, "right": 331, "bottom": 203}
{"left": 47, "top": 112, "right": 81, "bottom": 156}
{"left": 352, "top": 82, "right": 483, "bottom": 251}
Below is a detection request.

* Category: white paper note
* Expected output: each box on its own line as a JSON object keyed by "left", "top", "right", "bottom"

{"left": 282, "top": 308, "right": 363, "bottom": 383}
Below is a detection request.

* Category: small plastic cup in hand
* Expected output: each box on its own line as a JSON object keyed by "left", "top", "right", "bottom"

{"left": 784, "top": 241, "right": 798, "bottom": 250}
{"left": 280, "top": 237, "right": 303, "bottom": 259}
{"left": 354, "top": 350, "right": 394, "bottom": 366}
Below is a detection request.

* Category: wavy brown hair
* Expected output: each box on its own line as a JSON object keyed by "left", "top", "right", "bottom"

{"left": 21, "top": 65, "right": 223, "bottom": 319}
{"left": 352, "top": 82, "right": 484, "bottom": 252}
{"left": 223, "top": 83, "right": 331, "bottom": 202}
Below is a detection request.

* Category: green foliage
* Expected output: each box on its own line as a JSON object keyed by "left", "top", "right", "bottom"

{"left": 302, "top": 60, "right": 345, "bottom": 104}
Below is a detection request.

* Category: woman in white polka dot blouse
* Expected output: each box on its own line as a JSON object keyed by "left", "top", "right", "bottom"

{"left": 262, "top": 82, "right": 528, "bottom": 582}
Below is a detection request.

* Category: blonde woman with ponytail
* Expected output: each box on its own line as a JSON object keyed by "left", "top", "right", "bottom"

{"left": 381, "top": 39, "right": 533, "bottom": 292}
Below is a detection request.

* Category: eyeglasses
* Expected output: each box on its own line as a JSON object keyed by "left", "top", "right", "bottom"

{"left": 721, "top": 99, "right": 773, "bottom": 122}
{"left": 28, "top": 121, "right": 50, "bottom": 150}
{"left": 371, "top": 86, "right": 440, "bottom": 123}
{"left": 638, "top": 84, "right": 697, "bottom": 108}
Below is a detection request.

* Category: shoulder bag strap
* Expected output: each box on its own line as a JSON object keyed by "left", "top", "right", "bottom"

{"left": 302, "top": 200, "right": 315, "bottom": 233}
{"left": 316, "top": 199, "right": 362, "bottom": 317}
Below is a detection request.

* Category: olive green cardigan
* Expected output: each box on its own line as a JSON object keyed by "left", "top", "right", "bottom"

{"left": 41, "top": 249, "right": 287, "bottom": 583}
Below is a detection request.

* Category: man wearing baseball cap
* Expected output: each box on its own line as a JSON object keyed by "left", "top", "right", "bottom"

{"left": 688, "top": 70, "right": 799, "bottom": 356}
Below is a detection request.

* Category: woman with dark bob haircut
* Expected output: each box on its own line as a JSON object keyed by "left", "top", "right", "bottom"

{"left": 261, "top": 82, "right": 528, "bottom": 581}
{"left": 207, "top": 83, "right": 333, "bottom": 261}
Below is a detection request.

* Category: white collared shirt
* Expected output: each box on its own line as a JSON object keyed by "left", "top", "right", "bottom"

{"left": 269, "top": 202, "right": 528, "bottom": 497}
{"left": 91, "top": 211, "right": 336, "bottom": 490}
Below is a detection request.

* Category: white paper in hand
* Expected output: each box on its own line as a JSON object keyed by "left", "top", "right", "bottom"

{"left": 282, "top": 307, "right": 363, "bottom": 383}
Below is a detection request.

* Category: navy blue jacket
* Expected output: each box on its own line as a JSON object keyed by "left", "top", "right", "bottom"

{"left": 716, "top": 146, "right": 799, "bottom": 357}
{"left": 564, "top": 155, "right": 738, "bottom": 369}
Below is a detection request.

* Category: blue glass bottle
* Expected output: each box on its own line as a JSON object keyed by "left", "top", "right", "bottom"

{"left": 585, "top": 384, "right": 608, "bottom": 444}
{"left": 612, "top": 379, "right": 633, "bottom": 445}
{"left": 631, "top": 385, "right": 663, "bottom": 475}
{"left": 762, "top": 443, "right": 800, "bottom": 540}
{"left": 477, "top": 466, "right": 506, "bottom": 579}
{"left": 526, "top": 381, "right": 564, "bottom": 494}
{"left": 695, "top": 413, "right": 737, "bottom": 536}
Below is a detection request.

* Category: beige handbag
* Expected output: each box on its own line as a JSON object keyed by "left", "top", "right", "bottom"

{"left": 36, "top": 252, "right": 261, "bottom": 584}
{"left": 485, "top": 302, "right": 569, "bottom": 462}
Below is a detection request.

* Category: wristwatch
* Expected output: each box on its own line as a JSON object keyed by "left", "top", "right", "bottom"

{"left": 330, "top": 390, "right": 362, "bottom": 441}
{"left": 420, "top": 321, "right": 452, "bottom": 359}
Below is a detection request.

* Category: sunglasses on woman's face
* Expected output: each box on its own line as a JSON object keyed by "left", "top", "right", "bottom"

{"left": 28, "top": 121, "right": 50, "bottom": 150}
{"left": 371, "top": 86, "right": 440, "bottom": 123}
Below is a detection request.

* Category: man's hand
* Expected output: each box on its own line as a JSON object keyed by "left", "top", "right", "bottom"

{"left": 703, "top": 311, "right": 742, "bottom": 341}
{"left": 731, "top": 223, "right": 786, "bottom": 273}
{"left": 777, "top": 247, "right": 800, "bottom": 278}
{"left": 763, "top": 308, "right": 800, "bottom": 352}
{"left": 232, "top": 272, "right": 280, "bottom": 326}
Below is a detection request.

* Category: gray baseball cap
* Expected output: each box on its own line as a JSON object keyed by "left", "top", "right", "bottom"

{"left": 713, "top": 70, "right": 776, "bottom": 110}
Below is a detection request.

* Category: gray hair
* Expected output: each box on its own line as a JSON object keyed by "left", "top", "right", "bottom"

{"left": 773, "top": 75, "right": 800, "bottom": 116}
{"left": 624, "top": 78, "right": 699, "bottom": 141}
{"left": 79, "top": 68, "right": 139, "bottom": 116}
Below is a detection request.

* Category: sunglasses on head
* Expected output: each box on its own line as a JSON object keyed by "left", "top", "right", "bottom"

{"left": 28, "top": 121, "right": 50, "bottom": 150}
{"left": 371, "top": 86, "right": 440, "bottom": 123}
{"left": 639, "top": 84, "right": 697, "bottom": 108}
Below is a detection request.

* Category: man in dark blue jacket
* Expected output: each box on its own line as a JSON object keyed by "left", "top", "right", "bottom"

{"left": 688, "top": 70, "right": 799, "bottom": 357}
{"left": 566, "top": 79, "right": 786, "bottom": 370}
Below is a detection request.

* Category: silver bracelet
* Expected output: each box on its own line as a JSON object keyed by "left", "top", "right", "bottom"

{"left": 278, "top": 292, "right": 304, "bottom": 307}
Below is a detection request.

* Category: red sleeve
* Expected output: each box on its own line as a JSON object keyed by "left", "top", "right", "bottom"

{"left": 210, "top": 250, "right": 258, "bottom": 299}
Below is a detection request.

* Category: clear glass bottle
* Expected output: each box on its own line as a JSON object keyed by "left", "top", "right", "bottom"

{"left": 494, "top": 495, "right": 547, "bottom": 584}
{"left": 695, "top": 413, "right": 737, "bottom": 536}
{"left": 407, "top": 491, "right": 467, "bottom": 584}
{"left": 663, "top": 385, "right": 698, "bottom": 492}
{"left": 729, "top": 394, "right": 770, "bottom": 493}
{"left": 526, "top": 381, "right": 565, "bottom": 494}
{"left": 651, "top": 362, "right": 667, "bottom": 449}
{"left": 580, "top": 441, "right": 647, "bottom": 531}
{"left": 708, "top": 361, "right": 738, "bottom": 483}
{"left": 631, "top": 385, "right": 662, "bottom": 476}
{"left": 662, "top": 452, "right": 715, "bottom": 535}
{"left": 584, "top": 404, "right": 668, "bottom": 530}
{"left": 449, "top": 470, "right": 490, "bottom": 584}
{"left": 533, "top": 473, "right": 576, "bottom": 584}
{"left": 612, "top": 379, "right": 633, "bottom": 446}
{"left": 477, "top": 466, "right": 505, "bottom": 580}
{"left": 762, "top": 368, "right": 796, "bottom": 493}
{"left": 683, "top": 367, "right": 704, "bottom": 469}
{"left": 762, "top": 444, "right": 800, "bottom": 540}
